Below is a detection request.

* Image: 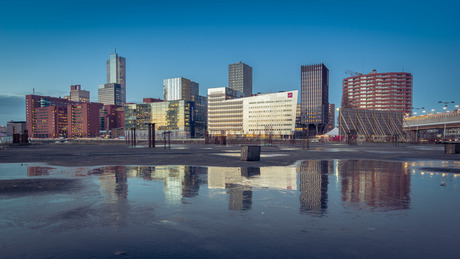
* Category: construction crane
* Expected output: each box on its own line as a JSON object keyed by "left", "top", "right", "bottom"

{"left": 345, "top": 69, "right": 362, "bottom": 77}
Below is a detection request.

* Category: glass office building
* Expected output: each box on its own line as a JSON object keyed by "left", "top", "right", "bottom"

{"left": 125, "top": 100, "right": 203, "bottom": 139}
{"left": 301, "top": 63, "right": 329, "bottom": 134}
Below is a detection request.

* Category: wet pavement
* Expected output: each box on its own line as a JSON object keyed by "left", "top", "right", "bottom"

{"left": 1, "top": 160, "right": 459, "bottom": 258}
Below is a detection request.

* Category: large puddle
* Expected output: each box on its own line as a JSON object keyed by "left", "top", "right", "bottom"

{"left": 1, "top": 160, "right": 459, "bottom": 258}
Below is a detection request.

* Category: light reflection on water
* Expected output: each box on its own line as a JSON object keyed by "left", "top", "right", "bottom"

{"left": 0, "top": 160, "right": 459, "bottom": 258}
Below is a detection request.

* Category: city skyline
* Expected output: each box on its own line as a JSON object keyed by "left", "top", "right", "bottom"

{"left": 1, "top": 0, "right": 459, "bottom": 125}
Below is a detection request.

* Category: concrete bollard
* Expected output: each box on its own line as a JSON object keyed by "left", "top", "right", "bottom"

{"left": 444, "top": 143, "right": 460, "bottom": 154}
{"left": 241, "top": 145, "right": 261, "bottom": 161}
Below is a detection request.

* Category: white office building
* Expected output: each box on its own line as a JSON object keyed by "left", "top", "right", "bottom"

{"left": 207, "top": 87, "right": 298, "bottom": 138}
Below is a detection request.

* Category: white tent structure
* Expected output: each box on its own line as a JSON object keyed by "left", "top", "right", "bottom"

{"left": 325, "top": 127, "right": 339, "bottom": 136}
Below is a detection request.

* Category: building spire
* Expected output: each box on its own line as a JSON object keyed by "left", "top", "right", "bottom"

{"left": 115, "top": 48, "right": 117, "bottom": 54}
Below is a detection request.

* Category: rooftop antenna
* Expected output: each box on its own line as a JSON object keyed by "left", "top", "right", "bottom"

{"left": 115, "top": 48, "right": 117, "bottom": 54}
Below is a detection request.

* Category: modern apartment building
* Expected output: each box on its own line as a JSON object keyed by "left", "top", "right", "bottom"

{"left": 229, "top": 62, "right": 253, "bottom": 96}
{"left": 341, "top": 70, "right": 413, "bottom": 115}
{"left": 207, "top": 87, "right": 298, "bottom": 138}
{"left": 301, "top": 64, "right": 329, "bottom": 134}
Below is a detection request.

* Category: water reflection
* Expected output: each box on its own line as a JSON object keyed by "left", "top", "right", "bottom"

{"left": 23, "top": 160, "right": 415, "bottom": 213}
{"left": 298, "top": 161, "right": 329, "bottom": 216}
{"left": 27, "top": 166, "right": 54, "bottom": 176}
{"left": 338, "top": 160, "right": 411, "bottom": 210}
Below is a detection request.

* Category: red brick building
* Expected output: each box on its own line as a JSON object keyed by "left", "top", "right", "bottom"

{"left": 342, "top": 70, "right": 413, "bottom": 115}
{"left": 67, "top": 102, "right": 103, "bottom": 138}
{"left": 26, "top": 94, "right": 103, "bottom": 138}
{"left": 100, "top": 105, "right": 125, "bottom": 137}
{"left": 26, "top": 95, "right": 72, "bottom": 138}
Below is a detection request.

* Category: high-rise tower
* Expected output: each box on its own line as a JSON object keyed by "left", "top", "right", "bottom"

{"left": 99, "top": 51, "right": 126, "bottom": 105}
{"left": 106, "top": 51, "right": 126, "bottom": 89}
{"left": 229, "top": 62, "right": 253, "bottom": 96}
{"left": 301, "top": 63, "right": 329, "bottom": 135}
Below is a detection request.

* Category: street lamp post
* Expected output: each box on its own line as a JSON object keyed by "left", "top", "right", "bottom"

{"left": 411, "top": 107, "right": 425, "bottom": 143}
{"left": 439, "top": 101, "right": 455, "bottom": 140}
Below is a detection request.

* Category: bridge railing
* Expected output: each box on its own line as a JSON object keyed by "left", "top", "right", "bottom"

{"left": 404, "top": 112, "right": 460, "bottom": 127}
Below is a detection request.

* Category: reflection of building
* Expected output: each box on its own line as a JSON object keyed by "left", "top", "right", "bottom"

{"left": 301, "top": 64, "right": 329, "bottom": 135}
{"left": 119, "top": 165, "right": 206, "bottom": 205}
{"left": 227, "top": 184, "right": 252, "bottom": 211}
{"left": 208, "top": 166, "right": 296, "bottom": 190}
{"left": 207, "top": 87, "right": 298, "bottom": 138}
{"left": 229, "top": 61, "right": 253, "bottom": 97}
{"left": 98, "top": 166, "right": 128, "bottom": 201}
{"left": 338, "top": 160, "right": 411, "bottom": 210}
{"left": 342, "top": 70, "right": 413, "bottom": 115}
{"left": 208, "top": 166, "right": 297, "bottom": 211}
{"left": 27, "top": 167, "right": 54, "bottom": 176}
{"left": 298, "top": 160, "right": 329, "bottom": 216}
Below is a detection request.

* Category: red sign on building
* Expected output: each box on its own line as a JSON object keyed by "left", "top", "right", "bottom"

{"left": 288, "top": 92, "right": 293, "bottom": 98}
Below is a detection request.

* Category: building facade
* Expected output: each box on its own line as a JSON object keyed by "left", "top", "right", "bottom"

{"left": 164, "top": 77, "right": 192, "bottom": 102}
{"left": 101, "top": 51, "right": 126, "bottom": 106}
{"left": 98, "top": 83, "right": 125, "bottom": 106}
{"left": 229, "top": 62, "right": 253, "bottom": 97}
{"left": 26, "top": 94, "right": 103, "bottom": 138}
{"left": 207, "top": 87, "right": 298, "bottom": 138}
{"left": 100, "top": 105, "right": 125, "bottom": 137}
{"left": 341, "top": 70, "right": 413, "bottom": 115}
{"left": 338, "top": 108, "right": 404, "bottom": 142}
{"left": 67, "top": 102, "right": 103, "bottom": 138}
{"left": 26, "top": 95, "right": 72, "bottom": 138}
{"left": 68, "top": 85, "right": 90, "bottom": 103}
{"left": 124, "top": 99, "right": 205, "bottom": 139}
{"left": 107, "top": 52, "right": 126, "bottom": 89}
{"left": 6, "top": 121, "right": 27, "bottom": 136}
{"left": 326, "top": 103, "right": 335, "bottom": 132}
{"left": 301, "top": 64, "right": 329, "bottom": 134}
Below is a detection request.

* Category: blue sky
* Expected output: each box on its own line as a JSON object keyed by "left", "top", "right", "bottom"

{"left": 1, "top": 0, "right": 459, "bottom": 125}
